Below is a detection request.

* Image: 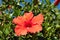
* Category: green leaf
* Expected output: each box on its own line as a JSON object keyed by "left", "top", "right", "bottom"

{"left": 4, "top": 28, "right": 10, "bottom": 35}
{"left": 46, "top": 0, "right": 51, "bottom": 5}
{"left": 0, "top": 31, "right": 3, "bottom": 36}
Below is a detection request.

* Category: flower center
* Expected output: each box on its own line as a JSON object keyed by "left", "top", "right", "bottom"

{"left": 24, "top": 21, "right": 32, "bottom": 27}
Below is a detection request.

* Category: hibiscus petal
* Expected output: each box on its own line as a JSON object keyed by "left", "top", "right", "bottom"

{"left": 32, "top": 13, "right": 44, "bottom": 25}
{"left": 12, "top": 16, "right": 25, "bottom": 25}
{"left": 14, "top": 25, "right": 27, "bottom": 36}
{"left": 54, "top": 0, "right": 60, "bottom": 6}
{"left": 28, "top": 25, "right": 42, "bottom": 33}
{"left": 23, "top": 12, "right": 33, "bottom": 21}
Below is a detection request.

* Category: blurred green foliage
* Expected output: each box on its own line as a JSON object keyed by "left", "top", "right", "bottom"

{"left": 0, "top": 0, "right": 60, "bottom": 40}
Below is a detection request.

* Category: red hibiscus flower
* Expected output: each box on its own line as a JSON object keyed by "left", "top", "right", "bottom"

{"left": 12, "top": 12, "right": 44, "bottom": 36}
{"left": 54, "top": 0, "right": 60, "bottom": 6}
